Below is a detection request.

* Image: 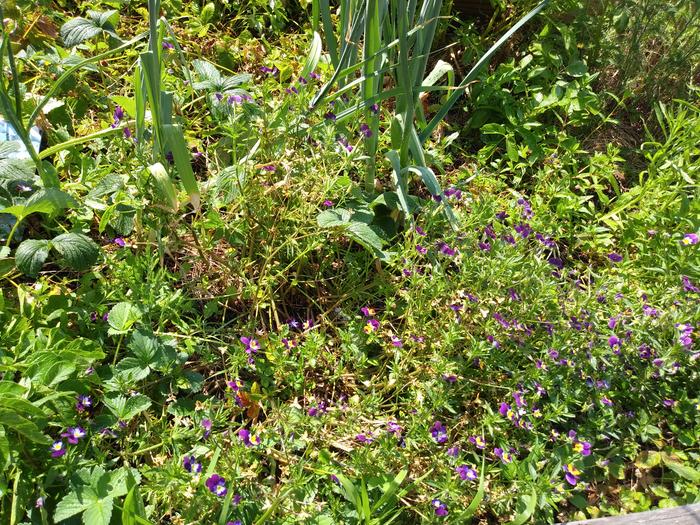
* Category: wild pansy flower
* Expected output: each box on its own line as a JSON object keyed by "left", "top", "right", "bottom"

{"left": 573, "top": 440, "right": 592, "bottom": 456}
{"left": 356, "top": 432, "right": 374, "bottom": 444}
{"left": 563, "top": 464, "right": 581, "bottom": 485}
{"left": 298, "top": 76, "right": 308, "bottom": 85}
{"left": 228, "top": 378, "right": 244, "bottom": 391}
{"left": 227, "top": 521, "right": 242, "bottom": 525}
{"left": 76, "top": 394, "right": 92, "bottom": 412}
{"left": 260, "top": 65, "right": 279, "bottom": 75}
{"left": 642, "top": 304, "right": 658, "bottom": 317}
{"left": 50, "top": 440, "right": 66, "bottom": 458}
{"left": 514, "top": 223, "right": 532, "bottom": 238}
{"left": 361, "top": 306, "right": 376, "bottom": 317}
{"left": 113, "top": 237, "right": 126, "bottom": 247}
{"left": 261, "top": 164, "right": 276, "bottom": 172}
{"left": 663, "top": 399, "right": 677, "bottom": 408}
{"left": 513, "top": 391, "right": 527, "bottom": 408}
{"left": 437, "top": 242, "right": 456, "bottom": 256}
{"left": 324, "top": 111, "right": 337, "bottom": 121}
{"left": 387, "top": 421, "right": 402, "bottom": 435}
{"left": 682, "top": 276, "right": 700, "bottom": 293}
{"left": 390, "top": 336, "right": 403, "bottom": 347}
{"left": 607, "top": 252, "right": 623, "bottom": 263}
{"left": 446, "top": 446, "right": 460, "bottom": 458}
{"left": 442, "top": 373, "right": 457, "bottom": 383}
{"left": 323, "top": 199, "right": 334, "bottom": 207}
{"left": 456, "top": 465, "right": 478, "bottom": 481}
{"left": 281, "top": 337, "right": 298, "bottom": 349}
{"left": 478, "top": 241, "right": 491, "bottom": 251}
{"left": 370, "top": 103, "right": 380, "bottom": 114}
{"left": 494, "top": 447, "right": 513, "bottom": 464}
{"left": 517, "top": 198, "right": 533, "bottom": 218}
{"left": 61, "top": 427, "right": 86, "bottom": 445}
{"left": 682, "top": 233, "right": 699, "bottom": 245}
{"left": 162, "top": 41, "right": 175, "bottom": 51}
{"left": 111, "top": 105, "right": 124, "bottom": 128}
{"left": 469, "top": 435, "right": 486, "bottom": 449}
{"left": 548, "top": 257, "right": 564, "bottom": 269}
{"left": 415, "top": 226, "right": 427, "bottom": 236}
{"left": 240, "top": 336, "right": 260, "bottom": 354}
{"left": 430, "top": 421, "right": 448, "bottom": 444}
{"left": 431, "top": 499, "right": 448, "bottom": 517}
{"left": 205, "top": 474, "right": 227, "bottom": 497}
{"left": 601, "top": 396, "right": 613, "bottom": 406}
{"left": 285, "top": 85, "right": 299, "bottom": 95}
{"left": 303, "top": 318, "right": 314, "bottom": 330}
{"left": 35, "top": 497, "right": 44, "bottom": 508}
{"left": 359, "top": 123, "right": 372, "bottom": 138}
{"left": 608, "top": 335, "right": 621, "bottom": 353}
{"left": 416, "top": 244, "right": 427, "bottom": 254}
{"left": 202, "top": 419, "right": 212, "bottom": 438}
{"left": 183, "top": 455, "right": 202, "bottom": 473}
{"left": 363, "top": 319, "right": 380, "bottom": 334}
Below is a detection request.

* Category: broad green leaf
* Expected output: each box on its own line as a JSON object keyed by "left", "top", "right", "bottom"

{"left": 107, "top": 302, "right": 141, "bottom": 334}
{"left": 103, "top": 393, "right": 151, "bottom": 421}
{"left": 665, "top": 461, "right": 700, "bottom": 482}
{"left": 317, "top": 209, "right": 349, "bottom": 228}
{"left": 52, "top": 233, "right": 100, "bottom": 271}
{"left": 115, "top": 357, "right": 151, "bottom": 382}
{"left": 54, "top": 490, "right": 92, "bottom": 522}
{"left": 60, "top": 10, "right": 120, "bottom": 47}
{"left": 82, "top": 496, "right": 114, "bottom": 525}
{"left": 0, "top": 409, "right": 49, "bottom": 443}
{"left": 15, "top": 239, "right": 50, "bottom": 277}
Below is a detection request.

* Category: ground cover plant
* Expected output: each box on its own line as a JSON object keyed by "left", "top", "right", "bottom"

{"left": 0, "top": 0, "right": 698, "bottom": 524}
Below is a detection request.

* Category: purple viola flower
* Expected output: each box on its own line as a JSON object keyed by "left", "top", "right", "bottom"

{"left": 442, "top": 373, "right": 457, "bottom": 383}
{"left": 431, "top": 499, "right": 448, "bottom": 517}
{"left": 162, "top": 41, "right": 175, "bottom": 51}
{"left": 111, "top": 105, "right": 124, "bottom": 128}
{"left": 202, "top": 418, "right": 212, "bottom": 438}
{"left": 416, "top": 244, "right": 427, "bottom": 254}
{"left": 76, "top": 394, "right": 92, "bottom": 412}
{"left": 430, "top": 421, "right": 448, "bottom": 444}
{"left": 323, "top": 199, "right": 334, "bottom": 207}
{"left": 240, "top": 336, "right": 260, "bottom": 354}
{"left": 50, "top": 440, "right": 66, "bottom": 458}
{"left": 369, "top": 103, "right": 380, "bottom": 114}
{"left": 469, "top": 435, "right": 486, "bottom": 449}
{"left": 563, "top": 464, "right": 581, "bottom": 486}
{"left": 206, "top": 474, "right": 227, "bottom": 497}
{"left": 298, "top": 76, "right": 308, "bottom": 85}
{"left": 361, "top": 306, "right": 376, "bottom": 317}
{"left": 123, "top": 127, "right": 133, "bottom": 139}
{"left": 390, "top": 336, "right": 403, "bottom": 347}
{"left": 113, "top": 237, "right": 126, "bottom": 247}
{"left": 517, "top": 198, "right": 533, "bottom": 218}
{"left": 228, "top": 94, "right": 243, "bottom": 105}
{"left": 513, "top": 391, "right": 527, "bottom": 408}
{"left": 682, "top": 233, "right": 699, "bottom": 246}
{"left": 363, "top": 319, "right": 380, "bottom": 334}
{"left": 35, "top": 497, "right": 44, "bottom": 508}
{"left": 478, "top": 241, "right": 491, "bottom": 251}
{"left": 494, "top": 447, "right": 513, "bottom": 463}
{"left": 356, "top": 432, "right": 374, "bottom": 444}
{"left": 359, "top": 123, "right": 372, "bottom": 138}
{"left": 324, "top": 111, "right": 337, "bottom": 121}
{"left": 607, "top": 252, "right": 623, "bottom": 263}
{"left": 387, "top": 421, "right": 402, "bottom": 435}
{"left": 456, "top": 465, "right": 478, "bottom": 481}
{"left": 514, "top": 223, "right": 532, "bottom": 238}
{"left": 503, "top": 233, "right": 517, "bottom": 245}
{"left": 227, "top": 521, "right": 242, "bottom": 525}
{"left": 437, "top": 242, "right": 456, "bottom": 256}
{"left": 608, "top": 335, "right": 621, "bottom": 353}
{"left": 446, "top": 445, "right": 460, "bottom": 458}
{"left": 642, "top": 305, "right": 658, "bottom": 317}
{"left": 61, "top": 427, "right": 86, "bottom": 445}
{"left": 601, "top": 396, "right": 613, "bottom": 406}
{"left": 573, "top": 440, "right": 592, "bottom": 456}
{"left": 547, "top": 257, "right": 564, "bottom": 269}
{"left": 183, "top": 455, "right": 202, "bottom": 473}
{"left": 261, "top": 164, "right": 276, "bottom": 172}
{"left": 286, "top": 86, "right": 299, "bottom": 95}
{"left": 663, "top": 399, "right": 677, "bottom": 408}
{"left": 682, "top": 276, "right": 700, "bottom": 293}
{"left": 495, "top": 210, "right": 508, "bottom": 221}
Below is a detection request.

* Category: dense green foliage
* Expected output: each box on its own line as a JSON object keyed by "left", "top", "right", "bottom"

{"left": 0, "top": 0, "right": 698, "bottom": 524}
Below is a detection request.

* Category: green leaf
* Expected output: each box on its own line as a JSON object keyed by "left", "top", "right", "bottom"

{"left": 0, "top": 409, "right": 49, "bottom": 443}
{"left": 61, "top": 10, "right": 120, "bottom": 47}
{"left": 115, "top": 358, "right": 150, "bottom": 382}
{"left": 300, "top": 32, "right": 322, "bottom": 80}
{"left": 82, "top": 496, "right": 113, "bottom": 525}
{"left": 665, "top": 461, "right": 700, "bottom": 482}
{"left": 107, "top": 302, "right": 141, "bottom": 334}
{"left": 2, "top": 188, "right": 76, "bottom": 219}
{"left": 317, "top": 209, "right": 350, "bottom": 228}
{"left": 507, "top": 489, "right": 538, "bottom": 525}
{"left": 103, "top": 393, "right": 151, "bottom": 421}
{"left": 54, "top": 490, "right": 92, "bottom": 522}
{"left": 51, "top": 233, "right": 100, "bottom": 271}
{"left": 162, "top": 124, "right": 200, "bottom": 210}
{"left": 15, "top": 239, "right": 50, "bottom": 277}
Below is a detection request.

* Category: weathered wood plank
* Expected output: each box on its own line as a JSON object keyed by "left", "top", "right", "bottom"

{"left": 561, "top": 504, "right": 700, "bottom": 525}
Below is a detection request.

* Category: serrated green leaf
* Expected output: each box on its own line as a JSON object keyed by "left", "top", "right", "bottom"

{"left": 61, "top": 10, "right": 119, "bottom": 47}
{"left": 107, "top": 302, "right": 141, "bottom": 334}
{"left": 82, "top": 496, "right": 113, "bottom": 525}
{"left": 15, "top": 239, "right": 50, "bottom": 276}
{"left": 52, "top": 233, "right": 100, "bottom": 271}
